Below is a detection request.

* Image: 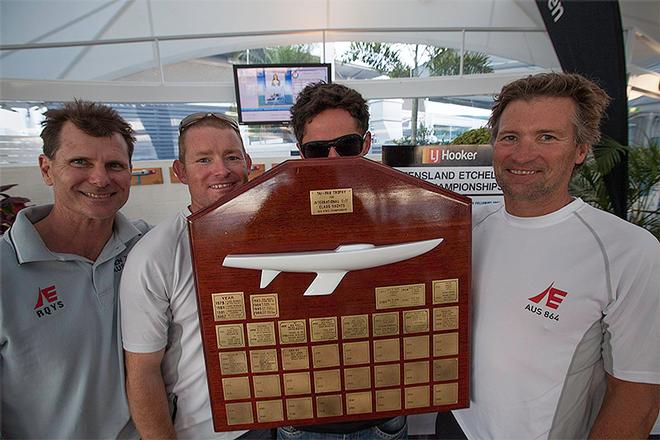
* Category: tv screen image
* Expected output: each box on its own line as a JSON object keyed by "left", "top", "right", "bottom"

{"left": 233, "top": 63, "right": 331, "bottom": 124}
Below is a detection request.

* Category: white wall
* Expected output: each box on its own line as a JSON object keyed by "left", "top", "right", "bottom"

{"left": 1, "top": 165, "right": 53, "bottom": 207}
{"left": 0, "top": 157, "right": 288, "bottom": 225}
{"left": 1, "top": 161, "right": 185, "bottom": 225}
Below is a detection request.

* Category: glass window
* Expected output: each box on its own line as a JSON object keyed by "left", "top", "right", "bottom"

{"left": 0, "top": 95, "right": 493, "bottom": 166}
{"left": 0, "top": 102, "right": 235, "bottom": 165}
{"left": 369, "top": 96, "right": 491, "bottom": 150}
{"left": 337, "top": 40, "right": 494, "bottom": 79}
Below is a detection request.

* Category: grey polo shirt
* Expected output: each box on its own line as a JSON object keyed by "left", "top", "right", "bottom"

{"left": 1, "top": 205, "right": 148, "bottom": 439}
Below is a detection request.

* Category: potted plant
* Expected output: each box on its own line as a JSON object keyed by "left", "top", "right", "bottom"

{"left": 1, "top": 184, "right": 32, "bottom": 234}
{"left": 570, "top": 139, "right": 660, "bottom": 238}
{"left": 451, "top": 127, "right": 491, "bottom": 145}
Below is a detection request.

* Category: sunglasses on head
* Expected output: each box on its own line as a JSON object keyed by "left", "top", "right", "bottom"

{"left": 300, "top": 133, "right": 367, "bottom": 158}
{"left": 179, "top": 112, "right": 240, "bottom": 134}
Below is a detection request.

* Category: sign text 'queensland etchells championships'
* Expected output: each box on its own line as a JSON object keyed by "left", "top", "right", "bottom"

{"left": 382, "top": 145, "right": 502, "bottom": 203}
{"left": 404, "top": 168, "right": 500, "bottom": 195}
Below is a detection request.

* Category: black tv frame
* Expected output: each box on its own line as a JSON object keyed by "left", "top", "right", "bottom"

{"left": 233, "top": 63, "right": 332, "bottom": 125}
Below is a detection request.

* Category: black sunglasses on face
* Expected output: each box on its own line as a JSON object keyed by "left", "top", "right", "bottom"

{"left": 179, "top": 112, "right": 240, "bottom": 134}
{"left": 300, "top": 133, "right": 367, "bottom": 158}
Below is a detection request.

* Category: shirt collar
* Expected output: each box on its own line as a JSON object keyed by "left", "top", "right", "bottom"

{"left": 501, "top": 198, "right": 584, "bottom": 228}
{"left": 114, "top": 210, "right": 145, "bottom": 246}
{"left": 6, "top": 205, "right": 54, "bottom": 263}
{"left": 6, "top": 204, "right": 144, "bottom": 264}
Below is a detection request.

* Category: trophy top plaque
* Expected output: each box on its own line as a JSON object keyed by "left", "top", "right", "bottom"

{"left": 189, "top": 157, "right": 471, "bottom": 431}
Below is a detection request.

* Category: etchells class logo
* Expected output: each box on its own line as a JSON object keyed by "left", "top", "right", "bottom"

{"left": 34, "top": 285, "right": 65, "bottom": 318}
{"left": 524, "top": 282, "right": 567, "bottom": 322}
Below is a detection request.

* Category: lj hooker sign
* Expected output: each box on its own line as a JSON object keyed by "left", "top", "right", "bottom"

{"left": 188, "top": 157, "right": 471, "bottom": 431}
{"left": 383, "top": 144, "right": 502, "bottom": 206}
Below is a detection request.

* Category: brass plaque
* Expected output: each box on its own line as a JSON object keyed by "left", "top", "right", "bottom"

{"left": 310, "top": 317, "right": 338, "bottom": 342}
{"left": 376, "top": 389, "right": 401, "bottom": 412}
{"left": 222, "top": 376, "right": 251, "bottom": 400}
{"left": 404, "top": 335, "right": 429, "bottom": 360}
{"left": 286, "top": 397, "right": 314, "bottom": 420}
{"left": 312, "top": 344, "right": 340, "bottom": 368}
{"left": 247, "top": 322, "right": 276, "bottom": 347}
{"left": 219, "top": 351, "right": 248, "bottom": 375}
{"left": 433, "top": 306, "right": 459, "bottom": 331}
{"left": 278, "top": 319, "right": 307, "bottom": 344}
{"left": 343, "top": 341, "right": 370, "bottom": 365}
{"left": 403, "top": 309, "right": 430, "bottom": 334}
{"left": 226, "top": 402, "right": 253, "bottom": 425}
{"left": 434, "top": 332, "right": 459, "bottom": 356}
{"left": 434, "top": 382, "right": 459, "bottom": 405}
{"left": 313, "top": 369, "right": 341, "bottom": 393}
{"left": 283, "top": 372, "right": 311, "bottom": 396}
{"left": 344, "top": 366, "right": 371, "bottom": 390}
{"left": 341, "top": 314, "right": 369, "bottom": 339}
{"left": 433, "top": 358, "right": 459, "bottom": 381}
{"left": 405, "top": 385, "right": 430, "bottom": 409}
{"left": 310, "top": 188, "right": 353, "bottom": 216}
{"left": 250, "top": 293, "right": 279, "bottom": 319}
{"left": 212, "top": 292, "right": 246, "bottom": 321}
{"left": 374, "top": 364, "right": 400, "bottom": 387}
{"left": 433, "top": 279, "right": 458, "bottom": 304}
{"left": 346, "top": 391, "right": 373, "bottom": 415}
{"left": 253, "top": 374, "right": 281, "bottom": 398}
{"left": 376, "top": 283, "right": 426, "bottom": 310}
{"left": 372, "top": 312, "right": 400, "bottom": 337}
{"left": 256, "top": 400, "right": 284, "bottom": 423}
{"left": 373, "top": 338, "right": 400, "bottom": 363}
{"left": 404, "top": 361, "right": 429, "bottom": 385}
{"left": 316, "top": 394, "right": 343, "bottom": 418}
{"left": 281, "top": 347, "right": 310, "bottom": 371}
{"left": 250, "top": 349, "right": 279, "bottom": 373}
{"left": 375, "top": 283, "right": 426, "bottom": 310}
{"left": 216, "top": 323, "right": 245, "bottom": 349}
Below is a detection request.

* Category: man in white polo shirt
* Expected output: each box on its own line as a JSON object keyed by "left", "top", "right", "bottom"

{"left": 120, "top": 113, "right": 257, "bottom": 439}
{"left": 1, "top": 100, "right": 148, "bottom": 438}
{"left": 448, "top": 73, "right": 660, "bottom": 439}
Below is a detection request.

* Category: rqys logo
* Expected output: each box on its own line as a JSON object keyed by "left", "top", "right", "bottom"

{"left": 34, "top": 285, "right": 65, "bottom": 318}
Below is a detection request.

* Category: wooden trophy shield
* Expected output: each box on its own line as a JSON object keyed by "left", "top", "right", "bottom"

{"left": 188, "top": 157, "right": 471, "bottom": 431}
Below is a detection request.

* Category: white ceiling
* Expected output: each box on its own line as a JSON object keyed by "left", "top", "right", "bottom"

{"left": 0, "top": 0, "right": 658, "bottom": 101}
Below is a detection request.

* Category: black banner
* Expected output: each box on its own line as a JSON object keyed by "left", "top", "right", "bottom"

{"left": 382, "top": 144, "right": 493, "bottom": 167}
{"left": 536, "top": 0, "right": 628, "bottom": 218}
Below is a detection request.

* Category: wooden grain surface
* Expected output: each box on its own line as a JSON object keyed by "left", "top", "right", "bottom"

{"left": 189, "top": 157, "right": 471, "bottom": 432}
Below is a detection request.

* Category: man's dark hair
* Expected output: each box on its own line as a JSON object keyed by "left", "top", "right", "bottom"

{"left": 489, "top": 72, "right": 611, "bottom": 145}
{"left": 40, "top": 99, "right": 136, "bottom": 160}
{"left": 290, "top": 82, "right": 369, "bottom": 143}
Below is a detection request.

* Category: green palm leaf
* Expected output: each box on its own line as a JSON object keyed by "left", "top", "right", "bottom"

{"left": 571, "top": 138, "right": 660, "bottom": 238}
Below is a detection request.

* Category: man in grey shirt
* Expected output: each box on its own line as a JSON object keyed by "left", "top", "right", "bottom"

{"left": 1, "top": 100, "right": 148, "bottom": 438}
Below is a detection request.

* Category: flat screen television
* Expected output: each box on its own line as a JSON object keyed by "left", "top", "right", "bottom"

{"left": 233, "top": 63, "right": 331, "bottom": 125}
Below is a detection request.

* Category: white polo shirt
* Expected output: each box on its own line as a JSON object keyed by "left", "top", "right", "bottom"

{"left": 120, "top": 209, "right": 246, "bottom": 439}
